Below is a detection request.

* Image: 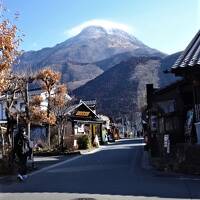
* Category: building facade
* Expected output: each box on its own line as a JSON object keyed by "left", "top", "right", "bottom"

{"left": 144, "top": 30, "right": 200, "bottom": 172}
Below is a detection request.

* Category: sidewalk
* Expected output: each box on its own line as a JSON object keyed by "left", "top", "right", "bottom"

{"left": 141, "top": 150, "right": 200, "bottom": 181}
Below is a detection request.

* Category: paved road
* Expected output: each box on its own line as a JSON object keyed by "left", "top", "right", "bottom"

{"left": 1, "top": 139, "right": 200, "bottom": 200}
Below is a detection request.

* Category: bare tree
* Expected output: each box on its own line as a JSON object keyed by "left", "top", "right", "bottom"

{"left": 51, "top": 84, "right": 70, "bottom": 149}
{"left": 37, "top": 67, "right": 61, "bottom": 147}
{"left": 3, "top": 74, "right": 21, "bottom": 146}
{"left": 0, "top": 4, "right": 22, "bottom": 93}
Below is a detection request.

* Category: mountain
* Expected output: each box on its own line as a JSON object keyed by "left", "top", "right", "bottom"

{"left": 73, "top": 52, "right": 181, "bottom": 119}
{"left": 73, "top": 56, "right": 162, "bottom": 118}
{"left": 159, "top": 52, "right": 182, "bottom": 87}
{"left": 14, "top": 24, "right": 176, "bottom": 120}
{"left": 15, "top": 26, "right": 165, "bottom": 90}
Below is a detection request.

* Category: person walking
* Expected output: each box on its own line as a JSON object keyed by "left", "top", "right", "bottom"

{"left": 13, "top": 127, "right": 31, "bottom": 181}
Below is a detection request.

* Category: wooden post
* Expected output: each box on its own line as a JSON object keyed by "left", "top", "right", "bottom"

{"left": 72, "top": 121, "right": 75, "bottom": 135}
{"left": 99, "top": 124, "right": 103, "bottom": 145}
{"left": 91, "top": 124, "right": 95, "bottom": 145}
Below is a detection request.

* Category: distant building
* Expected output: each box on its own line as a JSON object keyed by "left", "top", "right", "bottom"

{"left": 98, "top": 114, "right": 110, "bottom": 130}
{"left": 0, "top": 82, "right": 46, "bottom": 146}
{"left": 0, "top": 82, "right": 71, "bottom": 146}
{"left": 64, "top": 100, "right": 104, "bottom": 147}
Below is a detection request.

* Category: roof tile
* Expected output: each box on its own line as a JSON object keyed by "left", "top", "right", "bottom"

{"left": 172, "top": 30, "right": 200, "bottom": 71}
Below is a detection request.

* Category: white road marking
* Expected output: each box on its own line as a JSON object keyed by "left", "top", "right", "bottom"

{"left": 0, "top": 192, "right": 191, "bottom": 200}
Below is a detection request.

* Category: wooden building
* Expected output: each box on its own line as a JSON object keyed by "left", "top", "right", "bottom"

{"left": 145, "top": 80, "right": 194, "bottom": 157}
{"left": 171, "top": 29, "right": 200, "bottom": 143}
{"left": 145, "top": 30, "right": 200, "bottom": 158}
{"left": 64, "top": 100, "right": 104, "bottom": 146}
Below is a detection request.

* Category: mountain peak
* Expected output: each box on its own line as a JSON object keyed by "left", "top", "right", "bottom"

{"left": 78, "top": 26, "right": 108, "bottom": 38}
{"left": 66, "top": 19, "right": 134, "bottom": 37}
{"left": 76, "top": 25, "right": 142, "bottom": 45}
{"left": 80, "top": 25, "right": 130, "bottom": 35}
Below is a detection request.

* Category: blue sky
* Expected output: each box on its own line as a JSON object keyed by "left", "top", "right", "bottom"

{"left": 3, "top": 0, "right": 200, "bottom": 54}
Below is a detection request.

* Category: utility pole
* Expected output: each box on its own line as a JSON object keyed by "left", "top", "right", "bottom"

{"left": 122, "top": 117, "right": 125, "bottom": 137}
{"left": 25, "top": 79, "right": 31, "bottom": 139}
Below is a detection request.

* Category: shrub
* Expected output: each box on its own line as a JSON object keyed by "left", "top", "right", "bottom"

{"left": 77, "top": 135, "right": 91, "bottom": 150}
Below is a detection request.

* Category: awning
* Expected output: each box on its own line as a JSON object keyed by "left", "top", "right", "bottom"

{"left": 74, "top": 119, "right": 104, "bottom": 124}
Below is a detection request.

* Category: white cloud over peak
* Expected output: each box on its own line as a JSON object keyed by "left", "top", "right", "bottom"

{"left": 64, "top": 19, "right": 134, "bottom": 37}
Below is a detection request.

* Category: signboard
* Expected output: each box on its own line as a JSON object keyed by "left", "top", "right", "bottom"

{"left": 77, "top": 124, "right": 84, "bottom": 132}
{"left": 164, "top": 134, "right": 170, "bottom": 154}
{"left": 184, "top": 109, "right": 193, "bottom": 142}
{"left": 164, "top": 134, "right": 169, "bottom": 148}
{"left": 75, "top": 111, "right": 90, "bottom": 117}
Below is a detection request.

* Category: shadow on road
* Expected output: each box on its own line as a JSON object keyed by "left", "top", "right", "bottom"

{"left": 1, "top": 139, "right": 200, "bottom": 199}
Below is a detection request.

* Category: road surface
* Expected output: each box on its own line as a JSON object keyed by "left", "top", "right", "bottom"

{"left": 1, "top": 139, "right": 200, "bottom": 200}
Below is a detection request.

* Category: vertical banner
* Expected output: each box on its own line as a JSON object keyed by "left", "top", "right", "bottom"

{"left": 184, "top": 109, "right": 193, "bottom": 142}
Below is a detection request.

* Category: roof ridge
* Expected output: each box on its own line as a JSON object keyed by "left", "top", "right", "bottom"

{"left": 172, "top": 29, "right": 200, "bottom": 71}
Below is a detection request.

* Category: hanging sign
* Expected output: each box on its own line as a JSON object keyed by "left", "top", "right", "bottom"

{"left": 184, "top": 109, "right": 193, "bottom": 141}
{"left": 164, "top": 134, "right": 170, "bottom": 154}
{"left": 164, "top": 134, "right": 169, "bottom": 148}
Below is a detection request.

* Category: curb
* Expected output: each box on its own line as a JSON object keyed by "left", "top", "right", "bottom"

{"left": 80, "top": 147, "right": 102, "bottom": 155}
{"left": 33, "top": 151, "right": 81, "bottom": 157}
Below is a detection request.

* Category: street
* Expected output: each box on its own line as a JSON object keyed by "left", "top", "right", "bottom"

{"left": 1, "top": 139, "right": 200, "bottom": 200}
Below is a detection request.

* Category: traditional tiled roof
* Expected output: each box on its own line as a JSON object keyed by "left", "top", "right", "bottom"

{"left": 66, "top": 100, "right": 99, "bottom": 118}
{"left": 28, "top": 82, "right": 42, "bottom": 91}
{"left": 81, "top": 100, "right": 96, "bottom": 106}
{"left": 171, "top": 30, "right": 200, "bottom": 72}
{"left": 66, "top": 100, "right": 98, "bottom": 117}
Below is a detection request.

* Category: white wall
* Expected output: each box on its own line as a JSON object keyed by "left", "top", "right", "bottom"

{"left": 0, "top": 90, "right": 48, "bottom": 121}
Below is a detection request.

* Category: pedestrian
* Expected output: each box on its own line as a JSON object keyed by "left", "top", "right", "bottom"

{"left": 13, "top": 127, "right": 31, "bottom": 181}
